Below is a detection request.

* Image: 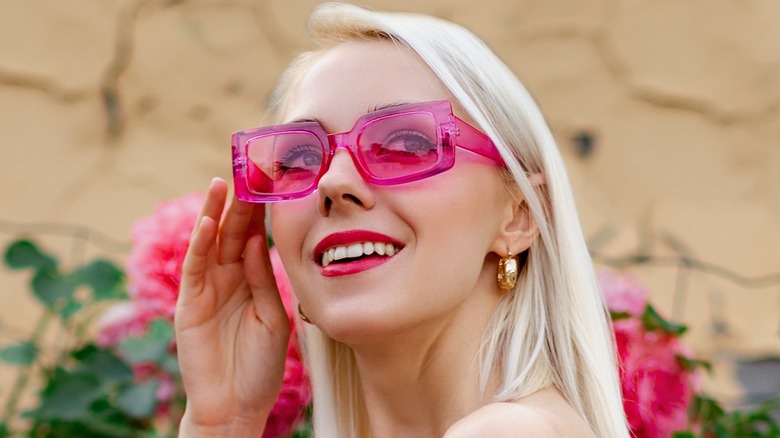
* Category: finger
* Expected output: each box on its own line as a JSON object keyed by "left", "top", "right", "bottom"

{"left": 176, "top": 215, "right": 219, "bottom": 331}
{"left": 181, "top": 215, "right": 217, "bottom": 291}
{"left": 218, "top": 196, "right": 257, "bottom": 265}
{"left": 245, "top": 201, "right": 268, "bottom": 247}
{"left": 244, "top": 234, "right": 289, "bottom": 330}
{"left": 200, "top": 178, "right": 229, "bottom": 226}
{"left": 180, "top": 179, "right": 226, "bottom": 296}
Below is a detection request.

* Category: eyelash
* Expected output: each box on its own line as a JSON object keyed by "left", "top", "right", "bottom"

{"left": 384, "top": 130, "right": 435, "bottom": 149}
{"left": 275, "top": 144, "right": 321, "bottom": 171}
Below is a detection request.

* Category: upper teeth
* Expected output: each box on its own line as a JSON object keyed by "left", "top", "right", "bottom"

{"left": 321, "top": 242, "right": 397, "bottom": 267}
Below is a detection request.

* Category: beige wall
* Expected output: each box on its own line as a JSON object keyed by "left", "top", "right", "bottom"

{"left": 2, "top": 0, "right": 779, "bottom": 403}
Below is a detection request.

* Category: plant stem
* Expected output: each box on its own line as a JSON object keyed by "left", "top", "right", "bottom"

{"left": 1, "top": 310, "right": 53, "bottom": 425}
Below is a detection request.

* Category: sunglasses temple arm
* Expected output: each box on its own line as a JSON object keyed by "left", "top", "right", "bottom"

{"left": 452, "top": 118, "right": 505, "bottom": 164}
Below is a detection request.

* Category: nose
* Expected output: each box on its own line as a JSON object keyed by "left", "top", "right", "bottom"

{"left": 317, "top": 147, "right": 375, "bottom": 216}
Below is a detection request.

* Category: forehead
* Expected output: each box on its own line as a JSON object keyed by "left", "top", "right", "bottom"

{"left": 284, "top": 40, "right": 453, "bottom": 129}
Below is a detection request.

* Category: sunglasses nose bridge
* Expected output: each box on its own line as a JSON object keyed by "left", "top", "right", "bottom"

{"left": 328, "top": 132, "right": 353, "bottom": 153}
{"left": 322, "top": 131, "right": 363, "bottom": 174}
{"left": 325, "top": 131, "right": 361, "bottom": 165}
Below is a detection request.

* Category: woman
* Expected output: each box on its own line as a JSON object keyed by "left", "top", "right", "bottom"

{"left": 175, "top": 3, "right": 630, "bottom": 437}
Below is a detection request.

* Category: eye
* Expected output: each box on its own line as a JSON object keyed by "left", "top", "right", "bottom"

{"left": 379, "top": 130, "right": 437, "bottom": 155}
{"left": 274, "top": 144, "right": 323, "bottom": 176}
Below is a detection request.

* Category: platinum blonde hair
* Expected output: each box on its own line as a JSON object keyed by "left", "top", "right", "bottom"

{"left": 269, "top": 3, "right": 630, "bottom": 437}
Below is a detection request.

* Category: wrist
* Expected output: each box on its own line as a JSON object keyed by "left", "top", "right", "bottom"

{"left": 178, "top": 409, "right": 269, "bottom": 438}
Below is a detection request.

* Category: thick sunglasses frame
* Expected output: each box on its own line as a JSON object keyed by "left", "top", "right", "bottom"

{"left": 231, "top": 100, "right": 504, "bottom": 203}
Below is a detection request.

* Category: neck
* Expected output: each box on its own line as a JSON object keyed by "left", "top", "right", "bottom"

{"left": 348, "top": 273, "right": 503, "bottom": 438}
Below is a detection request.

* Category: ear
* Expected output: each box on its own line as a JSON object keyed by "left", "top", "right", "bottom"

{"left": 490, "top": 174, "right": 544, "bottom": 257}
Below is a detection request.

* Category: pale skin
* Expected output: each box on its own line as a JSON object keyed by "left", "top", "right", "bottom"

{"left": 175, "top": 40, "right": 596, "bottom": 437}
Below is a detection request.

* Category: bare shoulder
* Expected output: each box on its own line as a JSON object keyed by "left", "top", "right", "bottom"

{"left": 444, "top": 387, "right": 597, "bottom": 438}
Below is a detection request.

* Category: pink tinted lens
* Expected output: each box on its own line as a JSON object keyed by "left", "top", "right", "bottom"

{"left": 246, "top": 131, "right": 324, "bottom": 194}
{"left": 357, "top": 112, "right": 441, "bottom": 179}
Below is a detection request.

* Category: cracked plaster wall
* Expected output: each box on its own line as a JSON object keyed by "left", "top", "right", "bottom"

{"left": 2, "top": 0, "right": 779, "bottom": 402}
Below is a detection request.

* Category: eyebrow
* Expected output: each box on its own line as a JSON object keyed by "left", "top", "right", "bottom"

{"left": 286, "top": 101, "right": 412, "bottom": 125}
{"left": 368, "top": 101, "right": 410, "bottom": 112}
{"left": 287, "top": 117, "right": 321, "bottom": 124}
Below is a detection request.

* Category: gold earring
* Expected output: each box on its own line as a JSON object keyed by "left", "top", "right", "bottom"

{"left": 298, "top": 303, "right": 312, "bottom": 324}
{"left": 497, "top": 251, "right": 519, "bottom": 291}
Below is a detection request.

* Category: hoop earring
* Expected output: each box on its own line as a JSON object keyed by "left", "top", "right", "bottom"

{"left": 298, "top": 303, "right": 312, "bottom": 324}
{"left": 497, "top": 251, "right": 519, "bottom": 291}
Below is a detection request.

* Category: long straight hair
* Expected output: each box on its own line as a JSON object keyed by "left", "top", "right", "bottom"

{"left": 268, "top": 3, "right": 630, "bottom": 437}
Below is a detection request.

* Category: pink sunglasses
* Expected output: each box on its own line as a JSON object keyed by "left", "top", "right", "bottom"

{"left": 231, "top": 100, "right": 504, "bottom": 202}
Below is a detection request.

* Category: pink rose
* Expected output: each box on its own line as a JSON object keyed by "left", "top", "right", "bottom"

{"left": 600, "top": 270, "right": 697, "bottom": 437}
{"left": 616, "top": 319, "right": 695, "bottom": 437}
{"left": 269, "top": 248, "right": 296, "bottom": 324}
{"left": 94, "top": 301, "right": 156, "bottom": 347}
{"left": 125, "top": 192, "right": 205, "bottom": 319}
{"left": 264, "top": 248, "right": 312, "bottom": 437}
{"left": 599, "top": 269, "right": 648, "bottom": 317}
{"left": 262, "top": 344, "right": 312, "bottom": 438}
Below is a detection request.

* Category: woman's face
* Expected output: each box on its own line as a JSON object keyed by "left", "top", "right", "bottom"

{"left": 270, "top": 40, "right": 513, "bottom": 343}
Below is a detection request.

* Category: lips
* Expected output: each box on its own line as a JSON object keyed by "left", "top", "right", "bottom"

{"left": 314, "top": 230, "right": 404, "bottom": 276}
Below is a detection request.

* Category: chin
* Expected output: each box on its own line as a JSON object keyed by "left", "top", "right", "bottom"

{"left": 314, "top": 304, "right": 412, "bottom": 346}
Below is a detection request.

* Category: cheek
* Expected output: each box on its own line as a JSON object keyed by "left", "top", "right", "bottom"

{"left": 269, "top": 202, "right": 312, "bottom": 272}
{"left": 407, "top": 167, "right": 507, "bottom": 240}
{"left": 412, "top": 202, "right": 495, "bottom": 280}
{"left": 403, "top": 168, "right": 508, "bottom": 275}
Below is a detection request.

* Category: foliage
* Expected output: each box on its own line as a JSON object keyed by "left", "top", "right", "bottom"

{"left": 1, "top": 239, "right": 177, "bottom": 437}
{"left": 682, "top": 395, "right": 780, "bottom": 438}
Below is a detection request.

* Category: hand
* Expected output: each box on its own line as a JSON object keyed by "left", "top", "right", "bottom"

{"left": 175, "top": 178, "right": 291, "bottom": 436}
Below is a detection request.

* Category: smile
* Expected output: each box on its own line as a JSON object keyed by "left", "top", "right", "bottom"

{"left": 321, "top": 241, "right": 398, "bottom": 267}
{"left": 314, "top": 230, "right": 404, "bottom": 276}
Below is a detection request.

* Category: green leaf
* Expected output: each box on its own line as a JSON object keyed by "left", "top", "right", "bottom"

{"left": 118, "top": 319, "right": 174, "bottom": 364}
{"left": 31, "top": 270, "right": 77, "bottom": 309}
{"left": 291, "top": 428, "right": 313, "bottom": 438}
{"left": 641, "top": 304, "right": 688, "bottom": 336}
{"left": 59, "top": 299, "right": 83, "bottom": 320}
{"left": 160, "top": 353, "right": 180, "bottom": 377}
{"left": 3, "top": 239, "right": 56, "bottom": 271}
{"left": 27, "top": 368, "right": 102, "bottom": 421}
{"left": 119, "top": 337, "right": 168, "bottom": 365}
{"left": 78, "top": 411, "right": 139, "bottom": 438}
{"left": 72, "top": 344, "right": 134, "bottom": 384}
{"left": 139, "top": 432, "right": 168, "bottom": 438}
{"left": 677, "top": 354, "right": 713, "bottom": 373}
{"left": 713, "top": 423, "right": 731, "bottom": 438}
{"left": 692, "top": 395, "right": 726, "bottom": 425}
{"left": 75, "top": 259, "right": 125, "bottom": 300}
{"left": 0, "top": 341, "right": 38, "bottom": 365}
{"left": 609, "top": 310, "right": 632, "bottom": 321}
{"left": 147, "top": 319, "right": 174, "bottom": 341}
{"left": 291, "top": 406, "right": 313, "bottom": 438}
{"left": 672, "top": 433, "right": 695, "bottom": 438}
{"left": 116, "top": 380, "right": 159, "bottom": 418}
